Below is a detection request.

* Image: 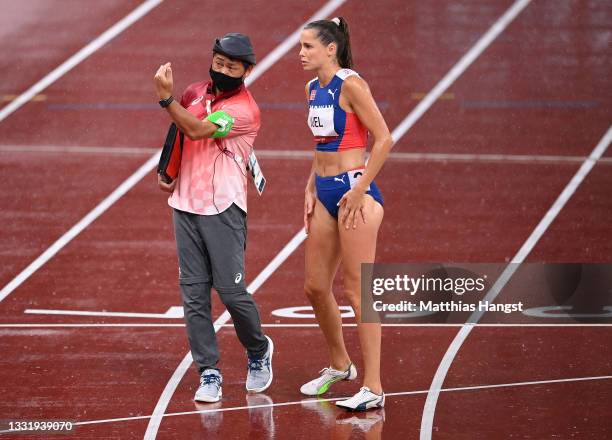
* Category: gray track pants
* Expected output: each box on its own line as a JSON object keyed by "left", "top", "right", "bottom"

{"left": 173, "top": 205, "right": 267, "bottom": 373}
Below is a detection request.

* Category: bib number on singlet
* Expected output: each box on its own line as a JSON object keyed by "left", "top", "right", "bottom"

{"left": 348, "top": 169, "right": 370, "bottom": 191}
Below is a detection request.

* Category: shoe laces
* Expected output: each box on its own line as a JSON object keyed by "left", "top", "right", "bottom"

{"left": 357, "top": 386, "right": 384, "bottom": 399}
{"left": 248, "top": 357, "right": 265, "bottom": 372}
{"left": 315, "top": 367, "right": 340, "bottom": 385}
{"left": 319, "top": 367, "right": 333, "bottom": 377}
{"left": 201, "top": 373, "right": 221, "bottom": 386}
{"left": 319, "top": 366, "right": 344, "bottom": 378}
{"left": 348, "top": 387, "right": 371, "bottom": 402}
{"left": 358, "top": 386, "right": 370, "bottom": 396}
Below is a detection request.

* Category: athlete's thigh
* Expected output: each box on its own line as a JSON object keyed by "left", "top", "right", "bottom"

{"left": 305, "top": 199, "right": 342, "bottom": 291}
{"left": 338, "top": 196, "right": 384, "bottom": 280}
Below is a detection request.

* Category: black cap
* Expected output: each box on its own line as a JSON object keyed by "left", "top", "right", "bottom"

{"left": 213, "top": 33, "right": 256, "bottom": 65}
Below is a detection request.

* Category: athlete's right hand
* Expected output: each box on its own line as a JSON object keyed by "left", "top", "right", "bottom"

{"left": 158, "top": 174, "right": 176, "bottom": 193}
{"left": 304, "top": 189, "right": 316, "bottom": 234}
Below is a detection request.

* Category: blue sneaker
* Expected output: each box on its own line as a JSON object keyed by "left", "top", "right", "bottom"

{"left": 246, "top": 335, "right": 274, "bottom": 392}
{"left": 194, "top": 369, "right": 222, "bottom": 402}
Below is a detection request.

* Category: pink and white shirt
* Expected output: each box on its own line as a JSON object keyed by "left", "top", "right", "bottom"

{"left": 168, "top": 81, "right": 260, "bottom": 215}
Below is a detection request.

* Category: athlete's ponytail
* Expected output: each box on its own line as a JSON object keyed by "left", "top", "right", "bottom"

{"left": 335, "top": 17, "right": 353, "bottom": 69}
{"left": 305, "top": 17, "right": 353, "bottom": 69}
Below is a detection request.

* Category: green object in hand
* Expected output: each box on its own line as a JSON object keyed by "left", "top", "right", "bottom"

{"left": 207, "top": 110, "right": 234, "bottom": 138}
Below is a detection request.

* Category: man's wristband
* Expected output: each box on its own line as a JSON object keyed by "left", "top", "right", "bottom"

{"left": 159, "top": 96, "right": 174, "bottom": 108}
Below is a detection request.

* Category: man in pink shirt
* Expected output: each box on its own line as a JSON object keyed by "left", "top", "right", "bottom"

{"left": 153, "top": 33, "right": 273, "bottom": 403}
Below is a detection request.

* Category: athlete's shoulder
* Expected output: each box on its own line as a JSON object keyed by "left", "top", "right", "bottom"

{"left": 340, "top": 71, "right": 369, "bottom": 91}
{"left": 338, "top": 71, "right": 371, "bottom": 106}
{"left": 336, "top": 68, "right": 360, "bottom": 80}
{"left": 337, "top": 69, "right": 367, "bottom": 93}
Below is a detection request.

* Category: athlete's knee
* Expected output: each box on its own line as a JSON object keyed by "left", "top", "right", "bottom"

{"left": 304, "top": 279, "right": 331, "bottom": 302}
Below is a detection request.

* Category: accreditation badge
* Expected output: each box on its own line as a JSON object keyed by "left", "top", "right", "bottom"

{"left": 248, "top": 149, "right": 266, "bottom": 195}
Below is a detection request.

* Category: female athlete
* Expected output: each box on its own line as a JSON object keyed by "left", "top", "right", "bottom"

{"left": 299, "top": 17, "right": 392, "bottom": 411}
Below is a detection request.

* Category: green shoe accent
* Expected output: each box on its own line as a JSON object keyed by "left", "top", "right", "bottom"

{"left": 316, "top": 376, "right": 343, "bottom": 395}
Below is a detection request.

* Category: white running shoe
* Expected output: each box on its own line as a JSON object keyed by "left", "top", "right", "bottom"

{"left": 246, "top": 335, "right": 274, "bottom": 393}
{"left": 300, "top": 363, "right": 357, "bottom": 396}
{"left": 194, "top": 369, "right": 222, "bottom": 403}
{"left": 335, "top": 386, "right": 385, "bottom": 411}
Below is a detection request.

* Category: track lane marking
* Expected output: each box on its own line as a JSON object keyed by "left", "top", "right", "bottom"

{"left": 421, "top": 125, "right": 612, "bottom": 438}
{"left": 1, "top": 374, "right": 607, "bottom": 434}
{"left": 3, "top": 145, "right": 612, "bottom": 165}
{"left": 0, "top": 0, "right": 164, "bottom": 122}
{"left": 2, "top": 323, "right": 612, "bottom": 328}
{"left": 391, "top": 0, "right": 532, "bottom": 144}
{"left": 0, "top": 152, "right": 160, "bottom": 303}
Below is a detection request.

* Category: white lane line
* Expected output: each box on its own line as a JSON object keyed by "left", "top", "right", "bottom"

{"left": 143, "top": 0, "right": 347, "bottom": 432}
{"left": 21, "top": 305, "right": 612, "bottom": 323}
{"left": 0, "top": 145, "right": 160, "bottom": 155}
{"left": 420, "top": 124, "right": 612, "bottom": 439}
{"left": 0, "top": 374, "right": 605, "bottom": 434}
{"left": 0, "top": 324, "right": 189, "bottom": 328}
{"left": 390, "top": 375, "right": 612, "bottom": 398}
{"left": 7, "top": 145, "right": 612, "bottom": 165}
{"left": 383, "top": 152, "right": 612, "bottom": 165}
{"left": 0, "top": 0, "right": 164, "bottom": 122}
{"left": 244, "top": 150, "right": 612, "bottom": 165}
{"left": 24, "top": 308, "right": 178, "bottom": 319}
{"left": 391, "top": 0, "right": 532, "bottom": 144}
{"left": 0, "top": 152, "right": 160, "bottom": 303}
{"left": 2, "top": 323, "right": 612, "bottom": 329}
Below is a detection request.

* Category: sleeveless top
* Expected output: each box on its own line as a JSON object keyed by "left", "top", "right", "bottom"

{"left": 307, "top": 68, "right": 368, "bottom": 152}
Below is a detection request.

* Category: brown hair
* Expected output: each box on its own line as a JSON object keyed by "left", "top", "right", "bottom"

{"left": 304, "top": 17, "right": 353, "bottom": 69}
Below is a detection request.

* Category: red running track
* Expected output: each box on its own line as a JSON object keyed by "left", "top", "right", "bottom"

{"left": 0, "top": 0, "right": 610, "bottom": 439}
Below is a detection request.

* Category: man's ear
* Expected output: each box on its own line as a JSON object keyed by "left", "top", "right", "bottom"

{"left": 243, "top": 64, "right": 254, "bottom": 79}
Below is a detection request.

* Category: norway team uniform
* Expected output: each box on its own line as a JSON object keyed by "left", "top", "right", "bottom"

{"left": 307, "top": 68, "right": 383, "bottom": 218}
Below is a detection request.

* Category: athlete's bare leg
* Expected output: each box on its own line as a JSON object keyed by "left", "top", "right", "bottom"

{"left": 338, "top": 196, "right": 384, "bottom": 394}
{"left": 304, "top": 199, "right": 351, "bottom": 371}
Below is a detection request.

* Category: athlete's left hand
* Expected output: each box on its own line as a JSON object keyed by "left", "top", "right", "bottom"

{"left": 338, "top": 187, "right": 367, "bottom": 230}
{"left": 154, "top": 62, "right": 174, "bottom": 100}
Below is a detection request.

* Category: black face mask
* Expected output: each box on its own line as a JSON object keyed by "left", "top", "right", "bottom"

{"left": 209, "top": 67, "right": 244, "bottom": 93}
